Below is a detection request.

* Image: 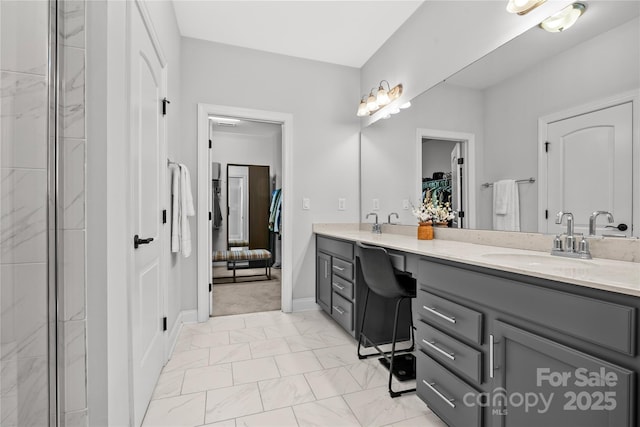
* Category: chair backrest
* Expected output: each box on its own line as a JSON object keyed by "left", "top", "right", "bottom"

{"left": 356, "top": 243, "right": 409, "bottom": 299}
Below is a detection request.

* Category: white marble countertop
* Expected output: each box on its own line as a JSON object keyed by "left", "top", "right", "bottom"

{"left": 313, "top": 224, "right": 640, "bottom": 298}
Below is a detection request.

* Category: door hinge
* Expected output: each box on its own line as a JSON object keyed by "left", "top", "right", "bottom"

{"left": 545, "top": 209, "right": 549, "bottom": 219}
{"left": 209, "top": 139, "right": 212, "bottom": 149}
{"left": 458, "top": 211, "right": 465, "bottom": 218}
{"left": 162, "top": 209, "right": 167, "bottom": 224}
{"left": 544, "top": 141, "right": 550, "bottom": 153}
{"left": 209, "top": 211, "right": 212, "bottom": 221}
{"left": 209, "top": 283, "right": 212, "bottom": 292}
{"left": 162, "top": 316, "right": 167, "bottom": 332}
{"left": 457, "top": 158, "right": 464, "bottom": 165}
{"left": 162, "top": 98, "right": 170, "bottom": 116}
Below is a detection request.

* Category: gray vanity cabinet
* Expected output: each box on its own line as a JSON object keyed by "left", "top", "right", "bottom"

{"left": 316, "top": 236, "right": 356, "bottom": 335}
{"left": 417, "top": 257, "right": 639, "bottom": 427}
{"left": 316, "top": 252, "right": 332, "bottom": 312}
{"left": 491, "top": 320, "right": 633, "bottom": 427}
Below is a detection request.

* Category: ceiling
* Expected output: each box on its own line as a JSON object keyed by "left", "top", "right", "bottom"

{"left": 171, "top": 1, "right": 424, "bottom": 68}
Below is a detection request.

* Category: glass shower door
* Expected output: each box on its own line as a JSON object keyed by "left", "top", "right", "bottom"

{"left": 1, "top": 1, "right": 56, "bottom": 425}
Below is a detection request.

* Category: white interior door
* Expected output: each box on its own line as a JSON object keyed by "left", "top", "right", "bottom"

{"left": 129, "top": 4, "right": 166, "bottom": 426}
{"left": 545, "top": 102, "right": 633, "bottom": 236}
{"left": 450, "top": 143, "right": 463, "bottom": 228}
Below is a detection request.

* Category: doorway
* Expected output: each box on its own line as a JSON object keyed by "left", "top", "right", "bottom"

{"left": 416, "top": 128, "right": 477, "bottom": 229}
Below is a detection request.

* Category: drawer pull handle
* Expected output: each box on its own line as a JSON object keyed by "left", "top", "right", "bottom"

{"left": 423, "top": 381, "right": 455, "bottom": 408}
{"left": 423, "top": 306, "right": 456, "bottom": 324}
{"left": 332, "top": 283, "right": 346, "bottom": 290}
{"left": 490, "top": 334, "right": 495, "bottom": 379}
{"left": 332, "top": 305, "right": 345, "bottom": 315}
{"left": 333, "top": 266, "right": 345, "bottom": 271}
{"left": 423, "top": 340, "right": 455, "bottom": 360}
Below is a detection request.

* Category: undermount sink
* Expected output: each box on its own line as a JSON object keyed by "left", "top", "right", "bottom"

{"left": 480, "top": 253, "right": 595, "bottom": 268}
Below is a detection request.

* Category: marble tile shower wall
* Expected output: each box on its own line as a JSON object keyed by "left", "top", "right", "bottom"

{"left": 0, "top": 0, "right": 87, "bottom": 426}
{"left": 1, "top": 1, "right": 51, "bottom": 425}
{"left": 60, "top": 0, "right": 88, "bottom": 426}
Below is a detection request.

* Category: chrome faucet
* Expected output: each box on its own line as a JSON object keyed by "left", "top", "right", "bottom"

{"left": 556, "top": 211, "right": 575, "bottom": 252}
{"left": 588, "top": 211, "right": 614, "bottom": 236}
{"left": 387, "top": 212, "right": 399, "bottom": 224}
{"left": 552, "top": 211, "right": 591, "bottom": 259}
{"left": 366, "top": 213, "right": 381, "bottom": 234}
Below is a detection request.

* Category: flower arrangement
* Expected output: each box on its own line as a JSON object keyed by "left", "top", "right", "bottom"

{"left": 411, "top": 191, "right": 455, "bottom": 224}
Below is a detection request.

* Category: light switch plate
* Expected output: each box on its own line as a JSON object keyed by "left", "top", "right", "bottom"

{"left": 338, "top": 198, "right": 346, "bottom": 210}
{"left": 372, "top": 198, "right": 380, "bottom": 211}
{"left": 402, "top": 199, "right": 410, "bottom": 210}
{"left": 302, "top": 198, "right": 310, "bottom": 210}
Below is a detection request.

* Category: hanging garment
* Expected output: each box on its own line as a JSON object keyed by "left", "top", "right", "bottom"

{"left": 269, "top": 189, "right": 282, "bottom": 233}
{"left": 213, "top": 181, "right": 223, "bottom": 229}
{"left": 492, "top": 179, "right": 520, "bottom": 231}
{"left": 171, "top": 163, "right": 196, "bottom": 256}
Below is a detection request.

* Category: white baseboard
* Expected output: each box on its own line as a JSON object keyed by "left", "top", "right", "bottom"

{"left": 181, "top": 309, "right": 198, "bottom": 324}
{"left": 292, "top": 298, "right": 320, "bottom": 312}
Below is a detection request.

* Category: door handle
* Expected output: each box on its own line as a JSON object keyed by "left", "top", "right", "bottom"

{"left": 134, "top": 235, "right": 154, "bottom": 249}
{"left": 489, "top": 334, "right": 495, "bottom": 379}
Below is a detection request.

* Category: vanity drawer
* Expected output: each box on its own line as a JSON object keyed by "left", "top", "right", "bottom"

{"left": 418, "top": 290, "right": 483, "bottom": 345}
{"left": 332, "top": 274, "right": 353, "bottom": 300}
{"left": 331, "top": 292, "right": 353, "bottom": 332}
{"left": 417, "top": 320, "right": 482, "bottom": 384}
{"left": 417, "top": 351, "right": 481, "bottom": 427}
{"left": 332, "top": 257, "right": 353, "bottom": 281}
{"left": 317, "top": 236, "right": 353, "bottom": 260}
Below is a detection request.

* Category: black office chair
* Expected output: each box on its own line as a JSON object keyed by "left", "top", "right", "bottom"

{"left": 356, "top": 242, "right": 416, "bottom": 397}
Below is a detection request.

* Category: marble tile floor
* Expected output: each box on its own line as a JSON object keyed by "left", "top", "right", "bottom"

{"left": 143, "top": 309, "right": 447, "bottom": 427}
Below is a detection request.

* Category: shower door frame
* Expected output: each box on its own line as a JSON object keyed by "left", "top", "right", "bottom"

{"left": 47, "top": 0, "right": 62, "bottom": 424}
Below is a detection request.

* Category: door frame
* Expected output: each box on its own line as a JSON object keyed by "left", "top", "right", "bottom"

{"left": 197, "top": 104, "right": 293, "bottom": 321}
{"left": 415, "top": 128, "right": 477, "bottom": 229}
{"left": 538, "top": 90, "right": 640, "bottom": 235}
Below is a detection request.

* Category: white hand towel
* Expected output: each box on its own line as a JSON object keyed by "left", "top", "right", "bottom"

{"left": 492, "top": 179, "right": 520, "bottom": 231}
{"left": 179, "top": 164, "right": 195, "bottom": 257}
{"left": 171, "top": 166, "right": 181, "bottom": 253}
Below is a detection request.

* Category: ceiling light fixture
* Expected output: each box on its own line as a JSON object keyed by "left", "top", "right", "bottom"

{"left": 356, "top": 81, "right": 404, "bottom": 117}
{"left": 540, "top": 3, "right": 586, "bottom": 32}
{"left": 506, "top": 0, "right": 546, "bottom": 15}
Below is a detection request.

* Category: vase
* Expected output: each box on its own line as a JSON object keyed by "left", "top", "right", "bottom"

{"left": 435, "top": 221, "right": 449, "bottom": 227}
{"left": 417, "top": 222, "right": 434, "bottom": 240}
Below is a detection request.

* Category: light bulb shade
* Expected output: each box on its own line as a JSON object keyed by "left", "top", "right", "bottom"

{"left": 399, "top": 101, "right": 411, "bottom": 109}
{"left": 388, "top": 84, "right": 403, "bottom": 101}
{"left": 506, "top": 0, "right": 546, "bottom": 15}
{"left": 366, "top": 94, "right": 379, "bottom": 112}
{"left": 376, "top": 87, "right": 391, "bottom": 106}
{"left": 357, "top": 101, "right": 369, "bottom": 117}
{"left": 540, "top": 3, "right": 585, "bottom": 32}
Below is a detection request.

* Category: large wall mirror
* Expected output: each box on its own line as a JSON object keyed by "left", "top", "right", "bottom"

{"left": 361, "top": 1, "right": 639, "bottom": 237}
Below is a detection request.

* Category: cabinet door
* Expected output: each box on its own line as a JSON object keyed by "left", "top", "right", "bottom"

{"left": 316, "top": 252, "right": 332, "bottom": 312}
{"left": 490, "top": 321, "right": 633, "bottom": 427}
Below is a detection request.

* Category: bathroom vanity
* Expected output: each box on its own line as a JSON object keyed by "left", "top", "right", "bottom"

{"left": 314, "top": 225, "right": 640, "bottom": 427}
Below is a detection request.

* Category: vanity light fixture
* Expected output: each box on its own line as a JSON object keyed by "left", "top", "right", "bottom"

{"left": 540, "top": 3, "right": 586, "bottom": 33}
{"left": 356, "top": 81, "right": 404, "bottom": 117}
{"left": 506, "top": 0, "right": 546, "bottom": 15}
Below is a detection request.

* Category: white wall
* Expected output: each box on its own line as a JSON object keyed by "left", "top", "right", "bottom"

{"left": 361, "top": 83, "right": 484, "bottom": 225}
{"left": 480, "top": 17, "right": 640, "bottom": 231}
{"left": 180, "top": 38, "right": 360, "bottom": 306}
{"left": 422, "top": 139, "right": 458, "bottom": 180}
{"left": 211, "top": 129, "right": 282, "bottom": 255}
{"left": 360, "top": 0, "right": 572, "bottom": 126}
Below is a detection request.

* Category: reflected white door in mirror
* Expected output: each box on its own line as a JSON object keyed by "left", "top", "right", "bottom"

{"left": 539, "top": 93, "right": 638, "bottom": 238}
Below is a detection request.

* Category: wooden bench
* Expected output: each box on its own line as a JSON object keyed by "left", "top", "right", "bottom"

{"left": 212, "top": 249, "right": 272, "bottom": 283}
